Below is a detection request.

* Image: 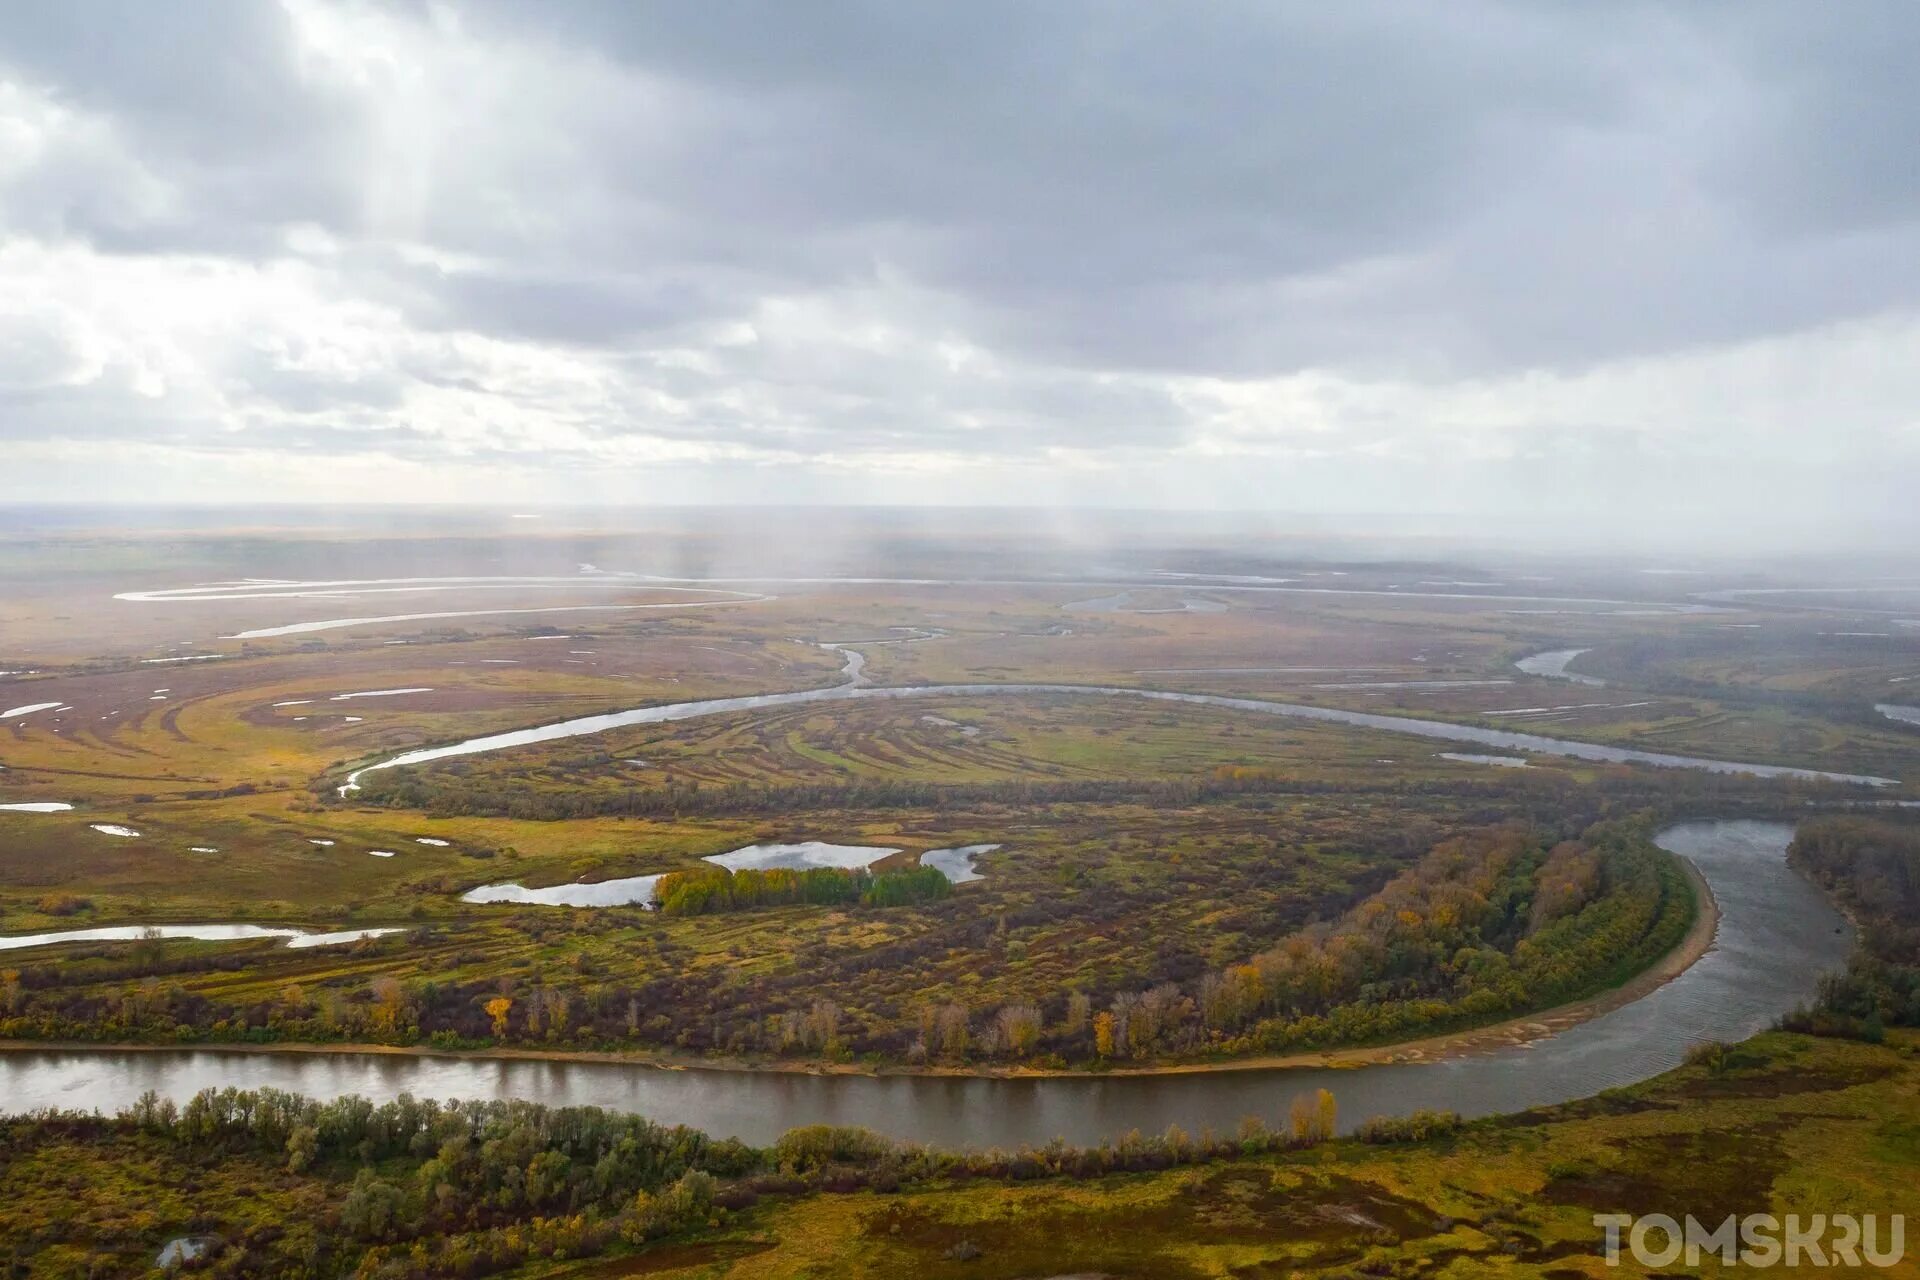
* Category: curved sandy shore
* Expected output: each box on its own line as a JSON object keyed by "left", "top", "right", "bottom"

{"left": 0, "top": 859, "right": 1717, "bottom": 1081}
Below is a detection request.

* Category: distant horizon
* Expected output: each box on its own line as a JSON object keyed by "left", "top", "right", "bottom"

{"left": 1, "top": 499, "right": 1917, "bottom": 567}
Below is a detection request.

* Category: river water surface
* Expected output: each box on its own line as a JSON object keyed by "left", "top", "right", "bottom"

{"left": 0, "top": 821, "right": 1849, "bottom": 1147}
{"left": 1515, "top": 648, "right": 1606, "bottom": 686}
{"left": 339, "top": 681, "right": 1899, "bottom": 792}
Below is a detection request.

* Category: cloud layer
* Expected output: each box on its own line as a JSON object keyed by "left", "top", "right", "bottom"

{"left": 1, "top": 2, "right": 1915, "bottom": 542}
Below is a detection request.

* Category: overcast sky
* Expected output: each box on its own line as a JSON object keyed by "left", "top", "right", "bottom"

{"left": 0, "top": 3, "right": 1915, "bottom": 543}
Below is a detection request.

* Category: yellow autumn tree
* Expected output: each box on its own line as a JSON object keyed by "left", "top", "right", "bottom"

{"left": 369, "top": 976, "right": 407, "bottom": 1035}
{"left": 1093, "top": 1011, "right": 1116, "bottom": 1058}
{"left": 1288, "top": 1088, "right": 1339, "bottom": 1145}
{"left": 1314, "top": 1088, "right": 1338, "bottom": 1141}
{"left": 1289, "top": 1091, "right": 1314, "bottom": 1143}
{"left": 485, "top": 996, "right": 513, "bottom": 1038}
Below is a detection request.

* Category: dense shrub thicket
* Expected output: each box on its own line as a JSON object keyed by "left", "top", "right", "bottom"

{"left": 653, "top": 864, "right": 950, "bottom": 915}
{"left": 1160, "top": 818, "right": 1694, "bottom": 1061}
{"left": 2, "top": 1083, "right": 1387, "bottom": 1277}
{"left": 343, "top": 762, "right": 1814, "bottom": 823}
{"left": 0, "top": 819, "right": 1693, "bottom": 1070}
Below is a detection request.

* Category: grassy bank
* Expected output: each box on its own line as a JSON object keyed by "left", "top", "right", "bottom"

{"left": 4, "top": 1029, "right": 1914, "bottom": 1278}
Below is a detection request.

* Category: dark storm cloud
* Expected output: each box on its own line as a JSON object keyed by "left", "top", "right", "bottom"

{"left": 437, "top": 0, "right": 1920, "bottom": 373}
{"left": 4, "top": 1, "right": 1913, "bottom": 372}
{"left": 0, "top": 1, "right": 1916, "bottom": 525}
{"left": 431, "top": 1, "right": 1606, "bottom": 372}
{"left": 1698, "top": 6, "right": 1920, "bottom": 238}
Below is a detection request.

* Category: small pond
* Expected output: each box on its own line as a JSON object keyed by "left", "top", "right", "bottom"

{"left": 463, "top": 841, "right": 996, "bottom": 907}
{"left": 0, "top": 924, "right": 402, "bottom": 953}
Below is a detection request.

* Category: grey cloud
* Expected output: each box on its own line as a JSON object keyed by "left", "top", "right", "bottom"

{"left": 0, "top": 2, "right": 366, "bottom": 254}
{"left": 7, "top": 2, "right": 1910, "bottom": 373}
{"left": 0, "top": 0, "right": 1916, "bottom": 533}
{"left": 438, "top": 2, "right": 1920, "bottom": 373}
{"left": 393, "top": 264, "right": 747, "bottom": 347}
{"left": 220, "top": 353, "right": 409, "bottom": 416}
{"left": 1698, "top": 6, "right": 1920, "bottom": 239}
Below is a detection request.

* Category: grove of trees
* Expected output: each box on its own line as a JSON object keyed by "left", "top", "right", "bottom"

{"left": 1788, "top": 815, "right": 1920, "bottom": 1034}
{"left": 2, "top": 1083, "right": 1383, "bottom": 1277}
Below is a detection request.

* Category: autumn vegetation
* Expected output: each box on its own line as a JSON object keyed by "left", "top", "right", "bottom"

{"left": 2, "top": 1081, "right": 1348, "bottom": 1277}
{"left": 1787, "top": 814, "right": 1920, "bottom": 1035}
{"left": 653, "top": 864, "right": 951, "bottom": 915}
{"left": 2, "top": 538, "right": 1917, "bottom": 1275}
{"left": 6, "top": 1027, "right": 1916, "bottom": 1278}
{"left": 0, "top": 815, "right": 1690, "bottom": 1070}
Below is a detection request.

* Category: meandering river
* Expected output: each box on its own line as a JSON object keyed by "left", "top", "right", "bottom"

{"left": 339, "top": 680, "right": 1899, "bottom": 793}
{"left": 0, "top": 821, "right": 1851, "bottom": 1147}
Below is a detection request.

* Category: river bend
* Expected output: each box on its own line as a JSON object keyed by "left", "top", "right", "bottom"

{"left": 0, "top": 821, "right": 1849, "bottom": 1148}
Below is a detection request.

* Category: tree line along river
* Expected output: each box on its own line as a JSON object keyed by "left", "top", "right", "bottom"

{"left": 0, "top": 820, "right": 1851, "bottom": 1148}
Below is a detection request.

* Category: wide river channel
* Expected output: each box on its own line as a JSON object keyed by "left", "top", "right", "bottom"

{"left": 0, "top": 820, "right": 1851, "bottom": 1147}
